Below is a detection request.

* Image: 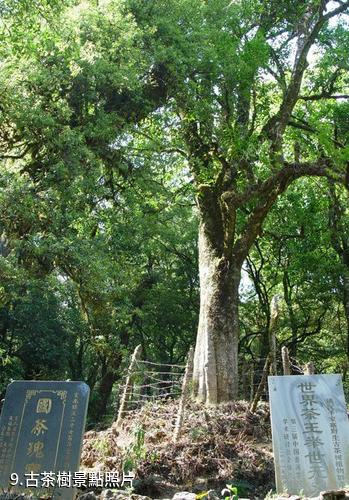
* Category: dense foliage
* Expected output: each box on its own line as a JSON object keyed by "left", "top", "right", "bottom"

{"left": 0, "top": 0, "right": 349, "bottom": 420}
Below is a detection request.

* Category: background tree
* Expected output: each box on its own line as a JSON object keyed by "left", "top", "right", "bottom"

{"left": 243, "top": 179, "right": 344, "bottom": 371}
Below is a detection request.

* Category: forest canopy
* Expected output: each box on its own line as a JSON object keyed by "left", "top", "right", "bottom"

{"left": 0, "top": 0, "right": 349, "bottom": 422}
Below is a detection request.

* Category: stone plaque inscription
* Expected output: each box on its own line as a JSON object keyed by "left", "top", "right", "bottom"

{"left": 268, "top": 374, "right": 349, "bottom": 497}
{"left": 0, "top": 380, "right": 89, "bottom": 500}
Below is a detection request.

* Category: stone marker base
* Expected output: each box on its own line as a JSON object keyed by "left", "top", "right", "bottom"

{"left": 275, "top": 490, "right": 348, "bottom": 500}
{"left": 319, "top": 491, "right": 347, "bottom": 500}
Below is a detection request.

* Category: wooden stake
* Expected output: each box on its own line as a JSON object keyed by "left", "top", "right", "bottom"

{"left": 270, "top": 295, "right": 280, "bottom": 375}
{"left": 173, "top": 347, "right": 194, "bottom": 443}
{"left": 242, "top": 358, "right": 247, "bottom": 400}
{"left": 281, "top": 346, "right": 291, "bottom": 375}
{"left": 250, "top": 364, "right": 254, "bottom": 402}
{"left": 304, "top": 361, "right": 315, "bottom": 375}
{"left": 115, "top": 344, "right": 142, "bottom": 428}
{"left": 249, "top": 353, "right": 272, "bottom": 413}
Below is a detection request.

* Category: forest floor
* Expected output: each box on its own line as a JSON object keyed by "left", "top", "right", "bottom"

{"left": 81, "top": 399, "right": 275, "bottom": 499}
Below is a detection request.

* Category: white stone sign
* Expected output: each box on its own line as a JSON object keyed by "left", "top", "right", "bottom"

{"left": 268, "top": 374, "right": 349, "bottom": 497}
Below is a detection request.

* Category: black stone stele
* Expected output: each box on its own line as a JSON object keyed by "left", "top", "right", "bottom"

{"left": 0, "top": 380, "right": 90, "bottom": 500}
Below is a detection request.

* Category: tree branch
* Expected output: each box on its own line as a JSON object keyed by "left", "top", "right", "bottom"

{"left": 287, "top": 116, "right": 345, "bottom": 148}
{"left": 261, "top": 1, "right": 349, "bottom": 149}
{"left": 232, "top": 159, "right": 345, "bottom": 263}
{"left": 322, "top": 1, "right": 349, "bottom": 21}
{"left": 299, "top": 94, "right": 349, "bottom": 101}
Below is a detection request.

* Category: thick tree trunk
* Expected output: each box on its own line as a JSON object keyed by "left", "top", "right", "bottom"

{"left": 192, "top": 220, "right": 241, "bottom": 404}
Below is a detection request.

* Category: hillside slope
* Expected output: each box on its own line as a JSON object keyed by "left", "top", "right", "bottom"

{"left": 81, "top": 400, "right": 274, "bottom": 498}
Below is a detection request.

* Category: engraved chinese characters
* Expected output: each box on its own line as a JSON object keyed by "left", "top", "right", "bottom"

{"left": 0, "top": 380, "right": 89, "bottom": 500}
{"left": 268, "top": 375, "right": 349, "bottom": 497}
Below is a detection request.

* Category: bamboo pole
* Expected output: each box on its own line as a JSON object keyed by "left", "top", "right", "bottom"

{"left": 115, "top": 344, "right": 142, "bottom": 428}
{"left": 173, "top": 347, "right": 194, "bottom": 443}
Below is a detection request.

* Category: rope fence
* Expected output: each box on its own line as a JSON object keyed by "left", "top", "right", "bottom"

{"left": 113, "top": 344, "right": 316, "bottom": 438}
{"left": 114, "top": 345, "right": 190, "bottom": 440}
{"left": 240, "top": 347, "right": 318, "bottom": 411}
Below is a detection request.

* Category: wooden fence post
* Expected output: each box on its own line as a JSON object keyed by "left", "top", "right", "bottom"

{"left": 115, "top": 344, "right": 142, "bottom": 429}
{"left": 304, "top": 361, "right": 315, "bottom": 375}
{"left": 173, "top": 347, "right": 194, "bottom": 443}
{"left": 250, "top": 364, "right": 254, "bottom": 402}
{"left": 281, "top": 346, "right": 291, "bottom": 375}
{"left": 249, "top": 296, "right": 281, "bottom": 412}
{"left": 270, "top": 295, "right": 280, "bottom": 375}
{"left": 249, "top": 353, "right": 272, "bottom": 413}
{"left": 242, "top": 358, "right": 248, "bottom": 400}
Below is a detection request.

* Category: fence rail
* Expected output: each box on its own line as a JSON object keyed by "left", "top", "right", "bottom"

{"left": 113, "top": 344, "right": 316, "bottom": 436}
{"left": 114, "top": 345, "right": 189, "bottom": 440}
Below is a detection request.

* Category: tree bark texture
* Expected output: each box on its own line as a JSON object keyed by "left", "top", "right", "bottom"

{"left": 192, "top": 198, "right": 241, "bottom": 404}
